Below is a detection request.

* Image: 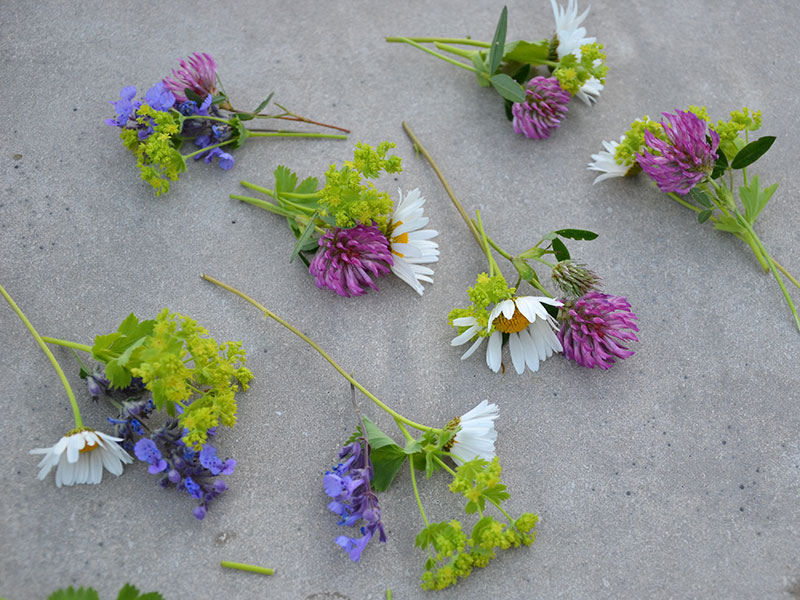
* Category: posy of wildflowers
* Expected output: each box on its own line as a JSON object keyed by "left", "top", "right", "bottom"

{"left": 386, "top": 1, "right": 607, "bottom": 139}
{"left": 403, "top": 123, "right": 638, "bottom": 373}
{"left": 231, "top": 141, "right": 440, "bottom": 297}
{"left": 202, "top": 274, "right": 539, "bottom": 590}
{"left": 106, "top": 52, "right": 349, "bottom": 196}
{"left": 589, "top": 107, "right": 800, "bottom": 332}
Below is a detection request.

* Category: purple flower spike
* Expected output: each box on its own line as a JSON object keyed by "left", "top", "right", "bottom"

{"left": 163, "top": 52, "right": 218, "bottom": 102}
{"left": 636, "top": 110, "right": 720, "bottom": 194}
{"left": 106, "top": 86, "right": 137, "bottom": 127}
{"left": 512, "top": 76, "right": 571, "bottom": 140}
{"left": 558, "top": 291, "right": 639, "bottom": 370}
{"left": 309, "top": 224, "right": 393, "bottom": 297}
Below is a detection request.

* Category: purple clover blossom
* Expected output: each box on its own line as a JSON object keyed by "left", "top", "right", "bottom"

{"left": 636, "top": 110, "right": 720, "bottom": 194}
{"left": 324, "top": 439, "right": 387, "bottom": 562}
{"left": 557, "top": 291, "right": 639, "bottom": 370}
{"left": 163, "top": 52, "right": 218, "bottom": 102}
{"left": 512, "top": 76, "right": 571, "bottom": 140}
{"left": 309, "top": 224, "right": 394, "bottom": 297}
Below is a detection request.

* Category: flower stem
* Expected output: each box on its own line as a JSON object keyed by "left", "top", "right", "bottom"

{"left": 273, "top": 103, "right": 351, "bottom": 134}
{"left": 201, "top": 274, "right": 437, "bottom": 432}
{"left": 240, "top": 181, "right": 321, "bottom": 200}
{"left": 434, "top": 42, "right": 478, "bottom": 60}
{"left": 773, "top": 258, "right": 800, "bottom": 290}
{"left": 385, "top": 37, "right": 478, "bottom": 73}
{"left": 387, "top": 37, "right": 491, "bottom": 48}
{"left": 230, "top": 194, "right": 295, "bottom": 218}
{"left": 0, "top": 283, "right": 83, "bottom": 428}
{"left": 476, "top": 211, "right": 500, "bottom": 277}
{"left": 220, "top": 561, "right": 274, "bottom": 576}
{"left": 408, "top": 457, "right": 430, "bottom": 527}
{"left": 182, "top": 138, "right": 236, "bottom": 160}
{"left": 402, "top": 121, "right": 483, "bottom": 248}
{"left": 41, "top": 336, "right": 92, "bottom": 353}
{"left": 245, "top": 131, "right": 347, "bottom": 141}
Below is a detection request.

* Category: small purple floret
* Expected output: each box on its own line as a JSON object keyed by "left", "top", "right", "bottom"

{"left": 636, "top": 110, "right": 720, "bottom": 194}
{"left": 512, "top": 76, "right": 571, "bottom": 140}
{"left": 558, "top": 291, "right": 639, "bottom": 370}
{"left": 309, "top": 224, "right": 393, "bottom": 297}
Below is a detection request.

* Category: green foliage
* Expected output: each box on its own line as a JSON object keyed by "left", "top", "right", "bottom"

{"left": 122, "top": 104, "right": 186, "bottom": 196}
{"left": 711, "top": 107, "right": 762, "bottom": 160}
{"left": 502, "top": 40, "right": 549, "bottom": 64}
{"left": 48, "top": 584, "right": 163, "bottom": 600}
{"left": 739, "top": 175, "right": 778, "bottom": 225}
{"left": 467, "top": 273, "right": 514, "bottom": 309}
{"left": 362, "top": 416, "right": 407, "bottom": 491}
{"left": 487, "top": 6, "right": 508, "bottom": 76}
{"left": 91, "top": 309, "right": 253, "bottom": 449}
{"left": 615, "top": 116, "right": 665, "bottom": 165}
{"left": 449, "top": 458, "right": 509, "bottom": 513}
{"left": 730, "top": 136, "right": 776, "bottom": 170}
{"left": 553, "top": 42, "right": 607, "bottom": 95}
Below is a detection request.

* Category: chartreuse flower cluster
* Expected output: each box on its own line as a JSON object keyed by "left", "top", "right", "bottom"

{"left": 201, "top": 274, "right": 538, "bottom": 590}
{"left": 402, "top": 123, "right": 638, "bottom": 373}
{"left": 1, "top": 280, "right": 252, "bottom": 519}
{"left": 231, "top": 141, "right": 439, "bottom": 297}
{"left": 589, "top": 106, "right": 800, "bottom": 333}
{"left": 386, "top": 0, "right": 607, "bottom": 139}
{"left": 106, "top": 52, "right": 348, "bottom": 195}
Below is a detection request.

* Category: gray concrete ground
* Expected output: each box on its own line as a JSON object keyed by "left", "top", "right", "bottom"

{"left": 2, "top": 0, "right": 799, "bottom": 598}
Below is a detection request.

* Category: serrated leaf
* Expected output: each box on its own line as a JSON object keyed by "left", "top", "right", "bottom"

{"left": 295, "top": 176, "right": 320, "bottom": 195}
{"left": 404, "top": 439, "right": 422, "bottom": 454}
{"left": 740, "top": 175, "right": 778, "bottom": 224}
{"left": 712, "top": 215, "right": 743, "bottom": 233}
{"left": 490, "top": 73, "right": 526, "bottom": 103}
{"left": 553, "top": 228, "right": 599, "bottom": 241}
{"left": 689, "top": 188, "right": 712, "bottom": 208}
{"left": 289, "top": 213, "right": 318, "bottom": 263}
{"left": 48, "top": 587, "right": 100, "bottom": 600}
{"left": 370, "top": 443, "right": 407, "bottom": 492}
{"left": 252, "top": 92, "right": 275, "bottom": 115}
{"left": 116, "top": 584, "right": 141, "bottom": 600}
{"left": 551, "top": 238, "right": 570, "bottom": 261}
{"left": 361, "top": 416, "right": 398, "bottom": 450}
{"left": 697, "top": 209, "right": 713, "bottom": 223}
{"left": 274, "top": 165, "right": 298, "bottom": 196}
{"left": 502, "top": 39, "right": 549, "bottom": 64}
{"left": 711, "top": 150, "right": 728, "bottom": 180}
{"left": 488, "top": 6, "right": 508, "bottom": 75}
{"left": 730, "top": 136, "right": 776, "bottom": 170}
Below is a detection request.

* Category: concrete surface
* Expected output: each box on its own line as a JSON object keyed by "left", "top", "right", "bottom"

{"left": 1, "top": 0, "right": 799, "bottom": 598}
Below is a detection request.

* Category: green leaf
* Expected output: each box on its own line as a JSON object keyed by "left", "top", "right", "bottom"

{"left": 252, "top": 92, "right": 275, "bottom": 115}
{"left": 470, "top": 53, "right": 491, "bottom": 87}
{"left": 295, "top": 176, "right": 319, "bottom": 195}
{"left": 712, "top": 214, "right": 743, "bottom": 233}
{"left": 490, "top": 73, "right": 526, "bottom": 103}
{"left": 117, "top": 583, "right": 164, "bottom": 600}
{"left": 48, "top": 587, "right": 100, "bottom": 600}
{"left": 361, "top": 416, "right": 397, "bottom": 450}
{"left": 230, "top": 118, "right": 248, "bottom": 150}
{"left": 730, "top": 136, "right": 776, "bottom": 170}
{"left": 274, "top": 165, "right": 298, "bottom": 196}
{"left": 697, "top": 209, "right": 713, "bottom": 223}
{"left": 739, "top": 175, "right": 778, "bottom": 224}
{"left": 370, "top": 443, "right": 407, "bottom": 492}
{"left": 512, "top": 257, "right": 538, "bottom": 284}
{"left": 289, "top": 213, "right": 318, "bottom": 263}
{"left": 488, "top": 6, "right": 508, "bottom": 75}
{"left": 689, "top": 188, "right": 712, "bottom": 208}
{"left": 184, "top": 88, "right": 204, "bottom": 104}
{"left": 553, "top": 228, "right": 599, "bottom": 241}
{"left": 502, "top": 39, "right": 550, "bottom": 64}
{"left": 711, "top": 150, "right": 728, "bottom": 180}
{"left": 510, "top": 63, "right": 531, "bottom": 84}
{"left": 517, "top": 247, "right": 546, "bottom": 260}
{"left": 551, "top": 238, "right": 570, "bottom": 261}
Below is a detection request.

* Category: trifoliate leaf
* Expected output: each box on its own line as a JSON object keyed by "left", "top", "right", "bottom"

{"left": 730, "top": 136, "right": 776, "bottom": 170}
{"left": 711, "top": 150, "right": 729, "bottom": 180}
{"left": 117, "top": 583, "right": 164, "bottom": 600}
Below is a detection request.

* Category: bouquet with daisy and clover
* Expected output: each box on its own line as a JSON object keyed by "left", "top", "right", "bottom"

{"left": 589, "top": 107, "right": 800, "bottom": 333}
{"left": 402, "top": 123, "right": 638, "bottom": 373}
{"left": 106, "top": 52, "right": 349, "bottom": 196}
{"left": 1, "top": 281, "right": 252, "bottom": 520}
{"left": 230, "top": 141, "right": 440, "bottom": 297}
{"left": 201, "top": 274, "right": 539, "bottom": 591}
{"left": 386, "top": 0, "right": 607, "bottom": 139}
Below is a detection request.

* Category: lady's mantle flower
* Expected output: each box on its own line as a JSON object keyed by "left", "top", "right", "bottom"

{"left": 551, "top": 0, "right": 594, "bottom": 59}
{"left": 636, "top": 110, "right": 720, "bottom": 194}
{"left": 387, "top": 188, "right": 439, "bottom": 295}
{"left": 557, "top": 291, "right": 639, "bottom": 369}
{"left": 309, "top": 224, "right": 394, "bottom": 297}
{"left": 512, "top": 76, "right": 571, "bottom": 140}
{"left": 445, "top": 400, "right": 499, "bottom": 465}
{"left": 30, "top": 428, "right": 133, "bottom": 487}
{"left": 163, "top": 52, "right": 218, "bottom": 102}
{"left": 324, "top": 440, "right": 386, "bottom": 562}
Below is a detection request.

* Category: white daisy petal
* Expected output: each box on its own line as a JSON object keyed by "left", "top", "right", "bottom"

{"left": 451, "top": 324, "right": 481, "bottom": 346}
{"left": 450, "top": 400, "right": 499, "bottom": 465}
{"left": 508, "top": 332, "right": 526, "bottom": 374}
{"left": 486, "top": 331, "right": 503, "bottom": 372}
{"left": 461, "top": 336, "right": 485, "bottom": 360}
{"left": 389, "top": 188, "right": 439, "bottom": 295}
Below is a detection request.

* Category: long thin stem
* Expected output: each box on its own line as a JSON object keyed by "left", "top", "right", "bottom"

{"left": 0, "top": 283, "right": 83, "bottom": 428}
{"left": 201, "top": 275, "right": 437, "bottom": 432}
{"left": 41, "top": 336, "right": 92, "bottom": 353}
{"left": 409, "top": 457, "right": 430, "bottom": 527}
{"left": 220, "top": 561, "right": 274, "bottom": 576}
{"left": 388, "top": 37, "right": 491, "bottom": 48}
{"left": 240, "top": 181, "right": 320, "bottom": 200}
{"left": 476, "top": 211, "right": 500, "bottom": 277}
{"left": 230, "top": 194, "right": 296, "bottom": 218}
{"left": 434, "top": 42, "right": 477, "bottom": 60}
{"left": 774, "top": 258, "right": 800, "bottom": 290}
{"left": 182, "top": 138, "right": 236, "bottom": 160}
{"left": 273, "top": 103, "right": 351, "bottom": 134}
{"left": 386, "top": 37, "right": 478, "bottom": 73}
{"left": 246, "top": 131, "right": 347, "bottom": 141}
{"left": 402, "top": 122, "right": 482, "bottom": 247}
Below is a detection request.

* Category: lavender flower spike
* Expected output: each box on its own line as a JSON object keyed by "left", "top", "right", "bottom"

{"left": 309, "top": 224, "right": 393, "bottom": 297}
{"left": 512, "top": 76, "right": 571, "bottom": 140}
{"left": 636, "top": 110, "right": 720, "bottom": 194}
{"left": 558, "top": 291, "right": 639, "bottom": 370}
{"left": 163, "top": 52, "right": 218, "bottom": 102}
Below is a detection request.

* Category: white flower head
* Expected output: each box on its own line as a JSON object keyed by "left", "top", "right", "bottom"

{"left": 551, "top": 0, "right": 595, "bottom": 59}
{"left": 448, "top": 400, "right": 499, "bottom": 465}
{"left": 388, "top": 188, "right": 440, "bottom": 295}
{"left": 30, "top": 428, "right": 133, "bottom": 487}
{"left": 588, "top": 135, "right": 634, "bottom": 184}
{"left": 575, "top": 73, "right": 604, "bottom": 105}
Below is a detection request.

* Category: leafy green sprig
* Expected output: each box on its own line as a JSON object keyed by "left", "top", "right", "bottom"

{"left": 48, "top": 583, "right": 162, "bottom": 600}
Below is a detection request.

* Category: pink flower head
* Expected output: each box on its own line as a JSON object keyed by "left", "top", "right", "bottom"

{"left": 309, "top": 224, "right": 393, "bottom": 297}
{"left": 163, "top": 52, "right": 218, "bottom": 102}
{"left": 558, "top": 291, "right": 639, "bottom": 369}
{"left": 636, "top": 110, "right": 720, "bottom": 194}
{"left": 511, "top": 76, "right": 571, "bottom": 139}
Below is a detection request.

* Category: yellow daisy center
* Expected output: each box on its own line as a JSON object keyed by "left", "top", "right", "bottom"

{"left": 80, "top": 441, "right": 98, "bottom": 453}
{"left": 493, "top": 306, "right": 530, "bottom": 333}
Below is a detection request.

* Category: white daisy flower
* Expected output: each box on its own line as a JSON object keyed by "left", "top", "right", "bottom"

{"left": 588, "top": 135, "right": 634, "bottom": 183}
{"left": 550, "top": 0, "right": 595, "bottom": 59}
{"left": 575, "top": 73, "right": 604, "bottom": 105}
{"left": 487, "top": 297, "right": 563, "bottom": 374}
{"left": 448, "top": 400, "right": 499, "bottom": 465}
{"left": 30, "top": 428, "right": 133, "bottom": 487}
{"left": 388, "top": 188, "right": 439, "bottom": 295}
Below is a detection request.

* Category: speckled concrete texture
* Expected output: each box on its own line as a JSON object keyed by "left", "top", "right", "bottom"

{"left": 2, "top": 1, "right": 799, "bottom": 599}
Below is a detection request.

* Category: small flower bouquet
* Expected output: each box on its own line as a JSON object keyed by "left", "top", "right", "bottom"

{"left": 232, "top": 141, "right": 439, "bottom": 297}
{"left": 202, "top": 275, "right": 539, "bottom": 590}
{"left": 386, "top": 1, "right": 607, "bottom": 139}
{"left": 403, "top": 123, "right": 638, "bottom": 373}
{"left": 106, "top": 52, "right": 348, "bottom": 195}
{"left": 589, "top": 107, "right": 800, "bottom": 332}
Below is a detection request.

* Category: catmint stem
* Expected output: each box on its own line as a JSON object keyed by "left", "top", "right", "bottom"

{"left": 220, "top": 561, "right": 274, "bottom": 576}
{"left": 402, "top": 122, "right": 483, "bottom": 247}
{"left": 386, "top": 37, "right": 478, "bottom": 73}
{"left": 388, "top": 37, "right": 491, "bottom": 48}
{"left": 0, "top": 283, "right": 83, "bottom": 428}
{"left": 41, "top": 336, "right": 93, "bottom": 353}
{"left": 201, "top": 275, "right": 437, "bottom": 433}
